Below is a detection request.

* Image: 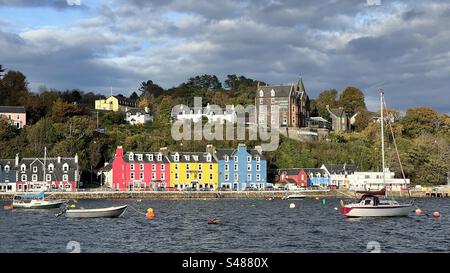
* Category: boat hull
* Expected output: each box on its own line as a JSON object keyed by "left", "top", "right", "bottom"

{"left": 12, "top": 200, "right": 66, "bottom": 209}
{"left": 65, "top": 205, "right": 128, "bottom": 218}
{"left": 341, "top": 204, "right": 412, "bottom": 217}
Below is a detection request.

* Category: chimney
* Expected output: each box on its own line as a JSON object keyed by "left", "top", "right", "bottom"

{"left": 15, "top": 153, "right": 19, "bottom": 166}
{"left": 254, "top": 145, "right": 263, "bottom": 155}
{"left": 57, "top": 156, "right": 61, "bottom": 164}
{"left": 144, "top": 107, "right": 149, "bottom": 113}
{"left": 116, "top": 146, "right": 124, "bottom": 158}
{"left": 256, "top": 81, "right": 260, "bottom": 90}
{"left": 74, "top": 153, "right": 78, "bottom": 164}
{"left": 206, "top": 144, "right": 215, "bottom": 154}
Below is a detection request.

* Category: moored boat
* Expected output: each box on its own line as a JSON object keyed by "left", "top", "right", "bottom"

{"left": 282, "top": 194, "right": 306, "bottom": 200}
{"left": 340, "top": 92, "right": 412, "bottom": 218}
{"left": 64, "top": 205, "right": 128, "bottom": 218}
{"left": 12, "top": 191, "right": 66, "bottom": 209}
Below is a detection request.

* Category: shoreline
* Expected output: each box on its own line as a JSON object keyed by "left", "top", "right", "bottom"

{"left": 0, "top": 190, "right": 434, "bottom": 200}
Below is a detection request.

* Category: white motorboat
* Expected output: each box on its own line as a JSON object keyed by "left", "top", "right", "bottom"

{"left": 340, "top": 92, "right": 412, "bottom": 217}
{"left": 12, "top": 191, "right": 66, "bottom": 209}
{"left": 63, "top": 205, "right": 128, "bottom": 218}
{"left": 282, "top": 194, "right": 306, "bottom": 200}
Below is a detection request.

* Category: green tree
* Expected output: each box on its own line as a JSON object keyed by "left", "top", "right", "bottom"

{"left": 339, "top": 87, "right": 366, "bottom": 116}
{"left": 0, "top": 70, "right": 29, "bottom": 105}
{"left": 316, "top": 89, "right": 339, "bottom": 118}
{"left": 401, "top": 107, "right": 442, "bottom": 138}
{"left": 139, "top": 80, "right": 165, "bottom": 98}
{"left": 187, "top": 74, "right": 222, "bottom": 91}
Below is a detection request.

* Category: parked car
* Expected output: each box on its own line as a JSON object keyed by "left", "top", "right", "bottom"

{"left": 199, "top": 187, "right": 212, "bottom": 191}
{"left": 265, "top": 186, "right": 274, "bottom": 191}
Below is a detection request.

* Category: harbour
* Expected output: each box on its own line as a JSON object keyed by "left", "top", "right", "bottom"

{"left": 1, "top": 198, "right": 448, "bottom": 253}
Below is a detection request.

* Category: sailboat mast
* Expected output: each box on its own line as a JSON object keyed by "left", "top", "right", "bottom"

{"left": 43, "top": 147, "right": 47, "bottom": 190}
{"left": 380, "top": 91, "right": 386, "bottom": 196}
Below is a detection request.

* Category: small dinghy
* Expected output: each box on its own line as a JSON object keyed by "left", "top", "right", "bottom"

{"left": 60, "top": 205, "right": 128, "bottom": 218}
{"left": 282, "top": 194, "right": 306, "bottom": 200}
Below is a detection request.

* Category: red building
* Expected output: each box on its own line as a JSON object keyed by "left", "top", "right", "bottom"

{"left": 272, "top": 168, "right": 309, "bottom": 187}
{"left": 112, "top": 146, "right": 170, "bottom": 191}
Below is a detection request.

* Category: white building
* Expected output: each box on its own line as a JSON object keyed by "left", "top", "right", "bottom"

{"left": 174, "top": 104, "right": 237, "bottom": 124}
{"left": 97, "top": 163, "right": 113, "bottom": 189}
{"left": 349, "top": 169, "right": 410, "bottom": 192}
{"left": 125, "top": 107, "right": 153, "bottom": 125}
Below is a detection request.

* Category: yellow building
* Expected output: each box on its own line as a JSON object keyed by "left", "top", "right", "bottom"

{"left": 95, "top": 96, "right": 137, "bottom": 112}
{"left": 169, "top": 151, "right": 218, "bottom": 190}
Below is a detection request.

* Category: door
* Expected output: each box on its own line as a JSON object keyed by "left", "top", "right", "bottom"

{"left": 233, "top": 183, "right": 238, "bottom": 191}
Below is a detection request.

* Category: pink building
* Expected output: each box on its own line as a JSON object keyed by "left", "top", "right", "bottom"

{"left": 0, "top": 106, "right": 26, "bottom": 129}
{"left": 112, "top": 146, "right": 171, "bottom": 191}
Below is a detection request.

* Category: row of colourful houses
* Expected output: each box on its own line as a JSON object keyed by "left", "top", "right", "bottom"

{"left": 99, "top": 144, "right": 268, "bottom": 191}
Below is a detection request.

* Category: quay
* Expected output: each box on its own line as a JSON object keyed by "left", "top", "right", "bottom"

{"left": 0, "top": 189, "right": 430, "bottom": 200}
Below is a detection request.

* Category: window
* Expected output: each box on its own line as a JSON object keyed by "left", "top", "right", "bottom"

{"left": 259, "top": 90, "right": 264, "bottom": 97}
{"left": 140, "top": 164, "right": 144, "bottom": 170}
{"left": 46, "top": 174, "right": 51, "bottom": 181}
{"left": 209, "top": 164, "right": 213, "bottom": 170}
{"left": 247, "top": 156, "right": 251, "bottom": 163}
{"left": 152, "top": 173, "right": 156, "bottom": 180}
{"left": 175, "top": 164, "right": 179, "bottom": 170}
{"left": 63, "top": 163, "right": 69, "bottom": 171}
{"left": 206, "top": 154, "right": 211, "bottom": 162}
{"left": 157, "top": 154, "right": 162, "bottom": 161}
{"left": 161, "top": 173, "right": 165, "bottom": 180}
{"left": 234, "top": 164, "right": 238, "bottom": 171}
{"left": 130, "top": 173, "right": 135, "bottom": 180}
{"left": 224, "top": 164, "right": 229, "bottom": 171}
{"left": 32, "top": 174, "right": 38, "bottom": 182}
{"left": 271, "top": 89, "right": 275, "bottom": 97}
{"left": 186, "top": 164, "right": 190, "bottom": 170}
{"left": 186, "top": 173, "right": 190, "bottom": 180}
{"left": 234, "top": 156, "right": 238, "bottom": 162}
{"left": 225, "top": 155, "right": 229, "bottom": 162}
{"left": 209, "top": 174, "right": 213, "bottom": 180}
{"left": 259, "top": 98, "right": 264, "bottom": 104}
{"left": 140, "top": 173, "right": 144, "bottom": 180}
{"left": 4, "top": 165, "right": 9, "bottom": 172}
{"left": 256, "top": 164, "right": 260, "bottom": 171}
{"left": 32, "top": 166, "right": 37, "bottom": 172}
{"left": 247, "top": 174, "right": 252, "bottom": 181}
{"left": 21, "top": 175, "right": 27, "bottom": 182}
{"left": 161, "top": 164, "right": 165, "bottom": 171}
{"left": 48, "top": 164, "right": 54, "bottom": 172}
{"left": 198, "top": 173, "right": 202, "bottom": 180}
{"left": 152, "top": 164, "right": 156, "bottom": 171}
{"left": 129, "top": 153, "right": 134, "bottom": 161}
{"left": 247, "top": 164, "right": 251, "bottom": 171}
{"left": 149, "top": 154, "right": 154, "bottom": 161}
{"left": 21, "top": 164, "right": 26, "bottom": 171}
{"left": 174, "top": 154, "right": 179, "bottom": 162}
{"left": 137, "top": 154, "right": 143, "bottom": 161}
{"left": 225, "top": 174, "right": 229, "bottom": 181}
{"left": 256, "top": 174, "right": 261, "bottom": 181}
{"left": 234, "top": 173, "right": 238, "bottom": 182}
{"left": 130, "top": 164, "right": 135, "bottom": 170}
{"left": 199, "top": 164, "right": 202, "bottom": 170}
{"left": 175, "top": 173, "right": 179, "bottom": 180}
{"left": 256, "top": 156, "right": 260, "bottom": 162}
{"left": 63, "top": 175, "right": 68, "bottom": 182}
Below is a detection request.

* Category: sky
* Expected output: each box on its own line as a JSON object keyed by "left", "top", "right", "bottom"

{"left": 0, "top": 0, "right": 449, "bottom": 113}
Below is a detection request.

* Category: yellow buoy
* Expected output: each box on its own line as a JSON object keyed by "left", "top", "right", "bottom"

{"left": 146, "top": 208, "right": 155, "bottom": 218}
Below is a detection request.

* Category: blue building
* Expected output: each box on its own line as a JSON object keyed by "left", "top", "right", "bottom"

{"left": 304, "top": 168, "right": 330, "bottom": 188}
{"left": 216, "top": 144, "right": 268, "bottom": 190}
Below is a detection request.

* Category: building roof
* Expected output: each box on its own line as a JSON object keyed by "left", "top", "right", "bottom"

{"left": 215, "top": 147, "right": 265, "bottom": 161}
{"left": 327, "top": 107, "right": 346, "bottom": 118}
{"left": 277, "top": 168, "right": 301, "bottom": 175}
{"left": 0, "top": 106, "right": 26, "bottom": 113}
{"left": 126, "top": 108, "right": 151, "bottom": 115}
{"left": 302, "top": 168, "right": 327, "bottom": 176}
{"left": 308, "top": 117, "right": 330, "bottom": 123}
{"left": 323, "top": 164, "right": 357, "bottom": 174}
{"left": 258, "top": 85, "right": 293, "bottom": 98}
{"left": 168, "top": 152, "right": 216, "bottom": 163}
{"left": 13, "top": 157, "right": 79, "bottom": 181}
{"left": 123, "top": 152, "right": 170, "bottom": 163}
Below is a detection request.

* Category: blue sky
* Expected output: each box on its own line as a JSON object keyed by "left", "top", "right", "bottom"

{"left": 0, "top": 0, "right": 449, "bottom": 114}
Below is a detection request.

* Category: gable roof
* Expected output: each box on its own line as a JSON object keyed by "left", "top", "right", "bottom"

{"left": 0, "top": 106, "right": 26, "bottom": 113}
{"left": 258, "top": 85, "right": 293, "bottom": 98}
{"left": 169, "top": 152, "right": 216, "bottom": 163}
{"left": 215, "top": 147, "right": 265, "bottom": 161}
{"left": 328, "top": 107, "right": 346, "bottom": 118}
{"left": 323, "top": 164, "right": 357, "bottom": 174}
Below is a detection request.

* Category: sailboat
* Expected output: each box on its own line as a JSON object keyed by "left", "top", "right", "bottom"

{"left": 340, "top": 91, "right": 413, "bottom": 217}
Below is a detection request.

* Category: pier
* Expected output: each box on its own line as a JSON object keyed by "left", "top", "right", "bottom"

{"left": 0, "top": 189, "right": 431, "bottom": 200}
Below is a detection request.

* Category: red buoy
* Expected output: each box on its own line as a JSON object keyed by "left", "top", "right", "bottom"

{"left": 432, "top": 211, "right": 440, "bottom": 218}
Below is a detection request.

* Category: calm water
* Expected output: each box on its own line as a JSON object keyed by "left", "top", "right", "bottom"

{"left": 0, "top": 198, "right": 449, "bottom": 253}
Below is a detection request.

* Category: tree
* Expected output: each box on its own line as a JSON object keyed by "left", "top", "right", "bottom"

{"left": 130, "top": 91, "right": 139, "bottom": 101}
{"left": 139, "top": 80, "right": 165, "bottom": 98}
{"left": 339, "top": 87, "right": 366, "bottom": 116}
{"left": 316, "top": 89, "right": 339, "bottom": 118}
{"left": 187, "top": 74, "right": 222, "bottom": 91}
{"left": 51, "top": 99, "right": 88, "bottom": 122}
{"left": 156, "top": 96, "right": 173, "bottom": 124}
{"left": 401, "top": 107, "right": 441, "bottom": 138}
{"left": 100, "top": 111, "right": 126, "bottom": 126}
{"left": 0, "top": 70, "right": 29, "bottom": 105}
{"left": 0, "top": 117, "right": 18, "bottom": 141}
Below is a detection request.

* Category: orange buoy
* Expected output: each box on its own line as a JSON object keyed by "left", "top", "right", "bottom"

{"left": 415, "top": 208, "right": 422, "bottom": 215}
{"left": 146, "top": 208, "right": 155, "bottom": 218}
{"left": 3, "top": 205, "right": 13, "bottom": 210}
{"left": 432, "top": 211, "right": 440, "bottom": 218}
